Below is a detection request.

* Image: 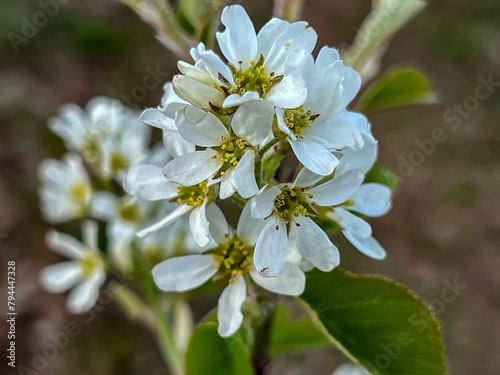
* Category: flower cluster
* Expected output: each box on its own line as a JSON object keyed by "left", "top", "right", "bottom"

{"left": 38, "top": 97, "right": 197, "bottom": 312}
{"left": 123, "top": 5, "right": 393, "bottom": 336}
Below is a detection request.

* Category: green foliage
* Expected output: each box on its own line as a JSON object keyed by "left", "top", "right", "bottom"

{"left": 185, "top": 323, "right": 255, "bottom": 375}
{"left": 269, "top": 304, "right": 330, "bottom": 356}
{"left": 359, "top": 68, "right": 437, "bottom": 112}
{"left": 365, "top": 164, "right": 399, "bottom": 191}
{"left": 301, "top": 269, "right": 446, "bottom": 375}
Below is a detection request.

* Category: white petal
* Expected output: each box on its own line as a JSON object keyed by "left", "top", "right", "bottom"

{"left": 66, "top": 271, "right": 105, "bottom": 314}
{"left": 266, "top": 69, "right": 307, "bottom": 108}
{"left": 250, "top": 186, "right": 281, "bottom": 219}
{"left": 163, "top": 150, "right": 222, "bottom": 186}
{"left": 39, "top": 262, "right": 83, "bottom": 293}
{"left": 257, "top": 18, "right": 290, "bottom": 58}
{"left": 178, "top": 61, "right": 214, "bottom": 85}
{"left": 219, "top": 169, "right": 236, "bottom": 199}
{"left": 222, "top": 92, "right": 260, "bottom": 108}
{"left": 189, "top": 200, "right": 211, "bottom": 247}
{"left": 264, "top": 21, "right": 317, "bottom": 74}
{"left": 250, "top": 263, "right": 305, "bottom": 296}
{"left": 152, "top": 254, "right": 218, "bottom": 292}
{"left": 231, "top": 100, "right": 274, "bottom": 145}
{"left": 82, "top": 220, "right": 99, "bottom": 251}
{"left": 163, "top": 130, "right": 196, "bottom": 158}
{"left": 160, "top": 82, "right": 189, "bottom": 118}
{"left": 45, "top": 230, "right": 86, "bottom": 259}
{"left": 290, "top": 138, "right": 339, "bottom": 176}
{"left": 351, "top": 183, "right": 392, "bottom": 217}
{"left": 328, "top": 207, "right": 372, "bottom": 237}
{"left": 292, "top": 216, "right": 339, "bottom": 271}
{"left": 124, "top": 164, "right": 179, "bottom": 201}
{"left": 197, "top": 49, "right": 236, "bottom": 86}
{"left": 216, "top": 5, "right": 257, "bottom": 68}
{"left": 217, "top": 274, "right": 246, "bottom": 337}
{"left": 307, "top": 112, "right": 364, "bottom": 151}
{"left": 308, "top": 169, "right": 364, "bottom": 206}
{"left": 336, "top": 134, "right": 378, "bottom": 175}
{"left": 140, "top": 108, "right": 177, "bottom": 131}
{"left": 275, "top": 107, "right": 297, "bottom": 141}
{"left": 172, "top": 75, "right": 225, "bottom": 109}
{"left": 90, "top": 192, "right": 118, "bottom": 220}
{"left": 293, "top": 167, "right": 324, "bottom": 188}
{"left": 343, "top": 230, "right": 387, "bottom": 260}
{"left": 206, "top": 203, "right": 230, "bottom": 244}
{"left": 315, "top": 46, "right": 340, "bottom": 72}
{"left": 254, "top": 216, "right": 288, "bottom": 277}
{"left": 232, "top": 150, "right": 259, "bottom": 199}
{"left": 340, "top": 66, "right": 362, "bottom": 109}
{"left": 306, "top": 60, "right": 344, "bottom": 119}
{"left": 136, "top": 204, "right": 192, "bottom": 238}
{"left": 176, "top": 106, "right": 228, "bottom": 147}
{"left": 237, "top": 202, "right": 267, "bottom": 246}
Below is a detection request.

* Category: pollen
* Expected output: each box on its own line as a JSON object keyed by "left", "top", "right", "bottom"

{"left": 281, "top": 106, "right": 320, "bottom": 139}
{"left": 174, "top": 181, "right": 215, "bottom": 207}
{"left": 228, "top": 54, "right": 283, "bottom": 99}
{"left": 208, "top": 237, "right": 254, "bottom": 278}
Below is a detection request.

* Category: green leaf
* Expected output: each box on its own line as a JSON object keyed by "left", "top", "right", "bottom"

{"left": 359, "top": 68, "right": 437, "bottom": 112}
{"left": 301, "top": 269, "right": 446, "bottom": 375}
{"left": 269, "top": 303, "right": 330, "bottom": 356}
{"left": 365, "top": 164, "right": 399, "bottom": 191}
{"left": 185, "top": 322, "right": 255, "bottom": 375}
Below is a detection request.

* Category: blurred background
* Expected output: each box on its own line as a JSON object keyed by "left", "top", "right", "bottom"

{"left": 1, "top": 0, "right": 499, "bottom": 374}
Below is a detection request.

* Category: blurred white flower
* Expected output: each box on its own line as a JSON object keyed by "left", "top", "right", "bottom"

{"left": 38, "top": 153, "right": 93, "bottom": 223}
{"left": 173, "top": 4, "right": 317, "bottom": 110}
{"left": 39, "top": 221, "right": 106, "bottom": 314}
{"left": 50, "top": 96, "right": 149, "bottom": 179}
{"left": 90, "top": 192, "right": 152, "bottom": 272}
{"left": 152, "top": 203, "right": 305, "bottom": 337}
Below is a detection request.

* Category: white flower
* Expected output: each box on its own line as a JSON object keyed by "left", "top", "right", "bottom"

{"left": 152, "top": 202, "right": 305, "bottom": 337}
{"left": 332, "top": 364, "right": 371, "bottom": 375}
{"left": 123, "top": 163, "right": 218, "bottom": 247}
{"left": 137, "top": 212, "right": 202, "bottom": 257}
{"left": 250, "top": 167, "right": 368, "bottom": 277}
{"left": 98, "top": 114, "right": 150, "bottom": 180}
{"left": 39, "top": 221, "right": 106, "bottom": 314}
{"left": 38, "top": 153, "right": 93, "bottom": 223}
{"left": 327, "top": 182, "right": 392, "bottom": 260}
{"left": 90, "top": 192, "right": 152, "bottom": 271}
{"left": 275, "top": 46, "right": 367, "bottom": 176}
{"left": 162, "top": 101, "right": 275, "bottom": 198}
{"left": 173, "top": 4, "right": 317, "bottom": 110}
{"left": 49, "top": 96, "right": 140, "bottom": 163}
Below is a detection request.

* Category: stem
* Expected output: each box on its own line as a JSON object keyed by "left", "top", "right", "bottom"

{"left": 133, "top": 245, "right": 184, "bottom": 374}
{"left": 152, "top": 300, "right": 184, "bottom": 375}
{"left": 253, "top": 296, "right": 278, "bottom": 375}
{"left": 258, "top": 138, "right": 280, "bottom": 157}
{"left": 230, "top": 195, "right": 246, "bottom": 207}
{"left": 273, "top": 0, "right": 306, "bottom": 22}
